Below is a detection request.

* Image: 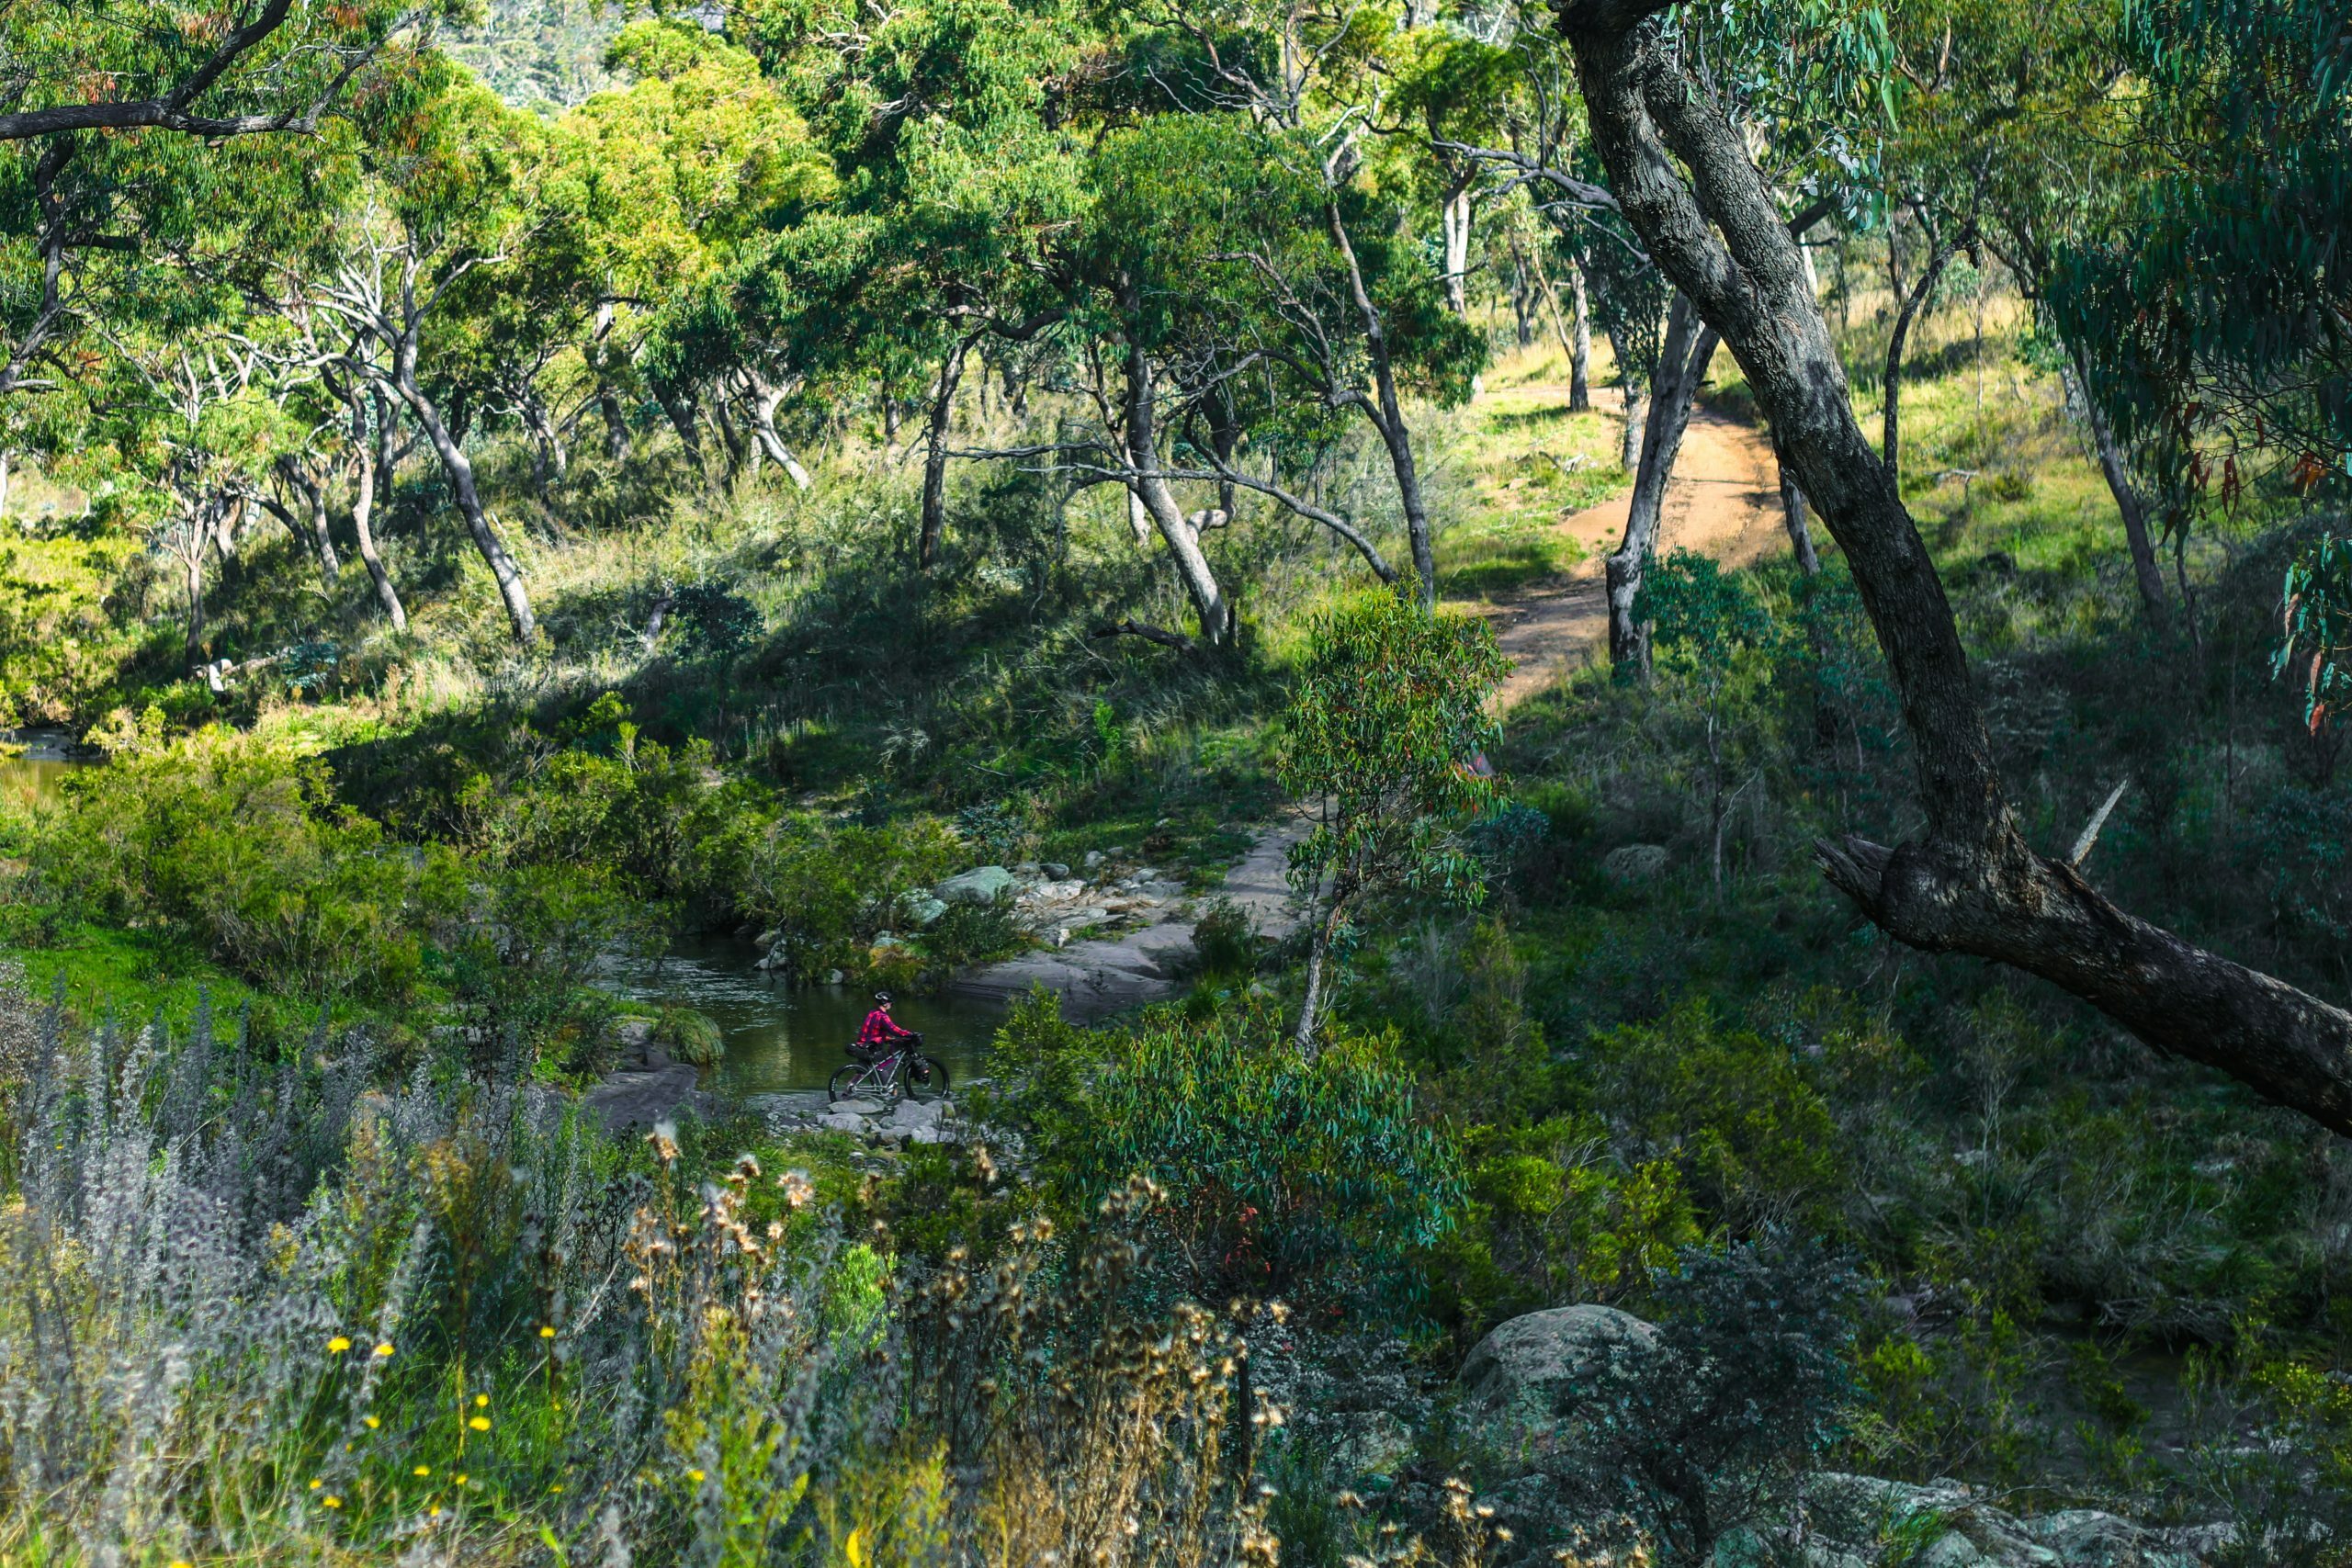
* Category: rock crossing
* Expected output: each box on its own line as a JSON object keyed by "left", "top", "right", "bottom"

{"left": 742, "top": 1088, "right": 976, "bottom": 1149}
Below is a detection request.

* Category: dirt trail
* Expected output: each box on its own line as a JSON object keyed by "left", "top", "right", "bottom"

{"left": 1487, "top": 401, "right": 1787, "bottom": 707}
{"left": 954, "top": 398, "right": 1787, "bottom": 1021}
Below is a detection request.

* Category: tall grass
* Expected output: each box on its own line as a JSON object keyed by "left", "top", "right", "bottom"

{"left": 0, "top": 984, "right": 1283, "bottom": 1565}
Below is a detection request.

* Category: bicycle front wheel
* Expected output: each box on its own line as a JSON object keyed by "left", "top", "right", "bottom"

{"left": 907, "top": 1054, "right": 950, "bottom": 1101}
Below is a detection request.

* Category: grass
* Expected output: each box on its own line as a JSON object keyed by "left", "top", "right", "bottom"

{"left": 1429, "top": 341, "right": 1632, "bottom": 599}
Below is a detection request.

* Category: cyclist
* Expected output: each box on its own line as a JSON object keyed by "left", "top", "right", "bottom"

{"left": 853, "top": 992, "right": 919, "bottom": 1061}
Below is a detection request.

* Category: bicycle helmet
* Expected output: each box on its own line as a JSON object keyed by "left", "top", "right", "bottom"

{"left": 873, "top": 991, "right": 893, "bottom": 1004}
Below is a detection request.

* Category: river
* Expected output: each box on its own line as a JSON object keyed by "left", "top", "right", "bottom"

{"left": 0, "top": 737, "right": 1006, "bottom": 1098}
{"left": 0, "top": 728, "right": 84, "bottom": 808}
{"left": 597, "top": 936, "right": 1008, "bottom": 1096}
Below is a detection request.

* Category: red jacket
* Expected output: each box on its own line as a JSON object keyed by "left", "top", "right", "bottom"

{"left": 857, "top": 1009, "right": 915, "bottom": 1047}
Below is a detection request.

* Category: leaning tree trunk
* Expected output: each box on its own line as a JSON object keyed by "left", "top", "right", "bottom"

{"left": 1293, "top": 886, "right": 1353, "bottom": 1056}
{"left": 2064, "top": 356, "right": 2171, "bottom": 629}
{"left": 743, "top": 372, "right": 812, "bottom": 490}
{"left": 1560, "top": 0, "right": 2352, "bottom": 1137}
{"left": 1605, "top": 293, "right": 1718, "bottom": 671}
{"left": 1124, "top": 336, "right": 1231, "bottom": 648}
{"left": 391, "top": 357, "right": 534, "bottom": 643}
{"left": 349, "top": 389, "right": 406, "bottom": 631}
{"left": 920, "top": 332, "right": 978, "bottom": 568}
{"left": 280, "top": 458, "right": 341, "bottom": 586}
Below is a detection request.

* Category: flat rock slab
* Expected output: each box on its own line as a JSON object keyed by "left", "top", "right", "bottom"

{"left": 585, "top": 1065, "right": 711, "bottom": 1134}
{"left": 742, "top": 1091, "right": 831, "bottom": 1119}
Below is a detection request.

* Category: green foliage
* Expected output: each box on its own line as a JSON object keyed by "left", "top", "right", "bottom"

{"left": 738, "top": 815, "right": 962, "bottom": 977}
{"left": 919, "top": 890, "right": 1024, "bottom": 971}
{"left": 17, "top": 727, "right": 458, "bottom": 1004}
{"left": 651, "top": 1005, "right": 724, "bottom": 1066}
{"left": 1431, "top": 1115, "right": 1702, "bottom": 1342}
{"left": 983, "top": 991, "right": 1465, "bottom": 1313}
{"left": 1282, "top": 586, "right": 1510, "bottom": 917}
{"left": 2278, "top": 533, "right": 2352, "bottom": 735}
{"left": 1189, "top": 896, "right": 1259, "bottom": 983}
{"left": 1586, "top": 999, "right": 1843, "bottom": 1234}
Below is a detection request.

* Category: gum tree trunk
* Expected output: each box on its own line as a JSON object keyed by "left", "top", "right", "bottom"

{"left": 1560, "top": 0, "right": 2352, "bottom": 1137}
{"left": 1124, "top": 333, "right": 1230, "bottom": 648}
{"left": 349, "top": 388, "right": 406, "bottom": 631}
{"left": 392, "top": 332, "right": 534, "bottom": 643}
{"left": 2064, "top": 357, "right": 2171, "bottom": 629}
{"left": 921, "top": 332, "right": 978, "bottom": 568}
{"left": 1606, "top": 293, "right": 1718, "bottom": 671}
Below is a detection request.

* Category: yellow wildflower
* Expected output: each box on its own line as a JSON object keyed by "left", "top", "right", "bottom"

{"left": 322, "top": 1496, "right": 342, "bottom": 1509}
{"left": 413, "top": 1466, "right": 431, "bottom": 1477}
{"left": 363, "top": 1416, "right": 379, "bottom": 1429}
{"left": 468, "top": 1416, "right": 491, "bottom": 1431}
{"left": 326, "top": 1337, "right": 351, "bottom": 1354}
{"left": 373, "top": 1342, "right": 394, "bottom": 1358}
{"left": 539, "top": 1325, "right": 556, "bottom": 1338}
{"left": 687, "top": 1469, "right": 706, "bottom": 1483}
{"left": 474, "top": 1393, "right": 489, "bottom": 1406}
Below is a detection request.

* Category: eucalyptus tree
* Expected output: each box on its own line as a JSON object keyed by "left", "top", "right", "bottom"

{"left": 1452, "top": 4, "right": 1882, "bottom": 670}
{"left": 2047, "top": 0, "right": 2351, "bottom": 653}
{"left": 76, "top": 330, "right": 296, "bottom": 656}
{"left": 1094, "top": 0, "right": 1486, "bottom": 613}
{"left": 287, "top": 80, "right": 550, "bottom": 644}
{"left": 0, "top": 1, "right": 461, "bottom": 142}
{"left": 539, "top": 19, "right": 836, "bottom": 492}
{"left": 1866, "top": 0, "right": 2171, "bottom": 624}
{"left": 1553, "top": 0, "right": 2352, "bottom": 1137}
{"left": 713, "top": 0, "right": 1082, "bottom": 564}
{"left": 0, "top": 4, "right": 464, "bottom": 403}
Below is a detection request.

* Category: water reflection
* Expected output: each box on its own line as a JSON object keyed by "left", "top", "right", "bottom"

{"left": 598, "top": 935, "right": 1006, "bottom": 1097}
{"left": 0, "top": 728, "right": 85, "bottom": 808}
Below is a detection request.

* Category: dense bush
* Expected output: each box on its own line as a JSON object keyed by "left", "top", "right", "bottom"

{"left": 982, "top": 992, "right": 1466, "bottom": 1314}
{"left": 0, "top": 997, "right": 1280, "bottom": 1565}
{"left": 12, "top": 724, "right": 460, "bottom": 1003}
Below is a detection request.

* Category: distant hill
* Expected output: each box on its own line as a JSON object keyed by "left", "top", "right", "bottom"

{"left": 441, "top": 0, "right": 630, "bottom": 115}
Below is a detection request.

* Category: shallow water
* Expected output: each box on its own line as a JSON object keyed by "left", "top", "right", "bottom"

{"left": 0, "top": 728, "right": 85, "bottom": 808}
{"left": 597, "top": 935, "right": 1007, "bottom": 1097}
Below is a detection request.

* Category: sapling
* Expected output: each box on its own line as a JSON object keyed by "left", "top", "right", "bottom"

{"left": 1279, "top": 586, "right": 1508, "bottom": 1053}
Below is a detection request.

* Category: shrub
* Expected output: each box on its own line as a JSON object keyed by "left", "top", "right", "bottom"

{"left": 1584, "top": 998, "right": 1843, "bottom": 1234}
{"left": 920, "top": 890, "right": 1024, "bottom": 971}
{"left": 1190, "top": 896, "right": 1259, "bottom": 981}
{"left": 737, "top": 814, "right": 961, "bottom": 977}
{"left": 652, "top": 1005, "right": 724, "bottom": 1066}
{"left": 21, "top": 727, "right": 459, "bottom": 1003}
{"left": 984, "top": 991, "right": 1466, "bottom": 1314}
{"left": 1430, "top": 1115, "right": 1701, "bottom": 1343}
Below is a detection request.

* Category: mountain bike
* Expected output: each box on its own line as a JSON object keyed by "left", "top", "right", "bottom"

{"left": 828, "top": 1034, "right": 950, "bottom": 1104}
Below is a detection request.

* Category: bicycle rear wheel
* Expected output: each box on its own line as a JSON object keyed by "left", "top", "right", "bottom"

{"left": 828, "top": 1064, "right": 870, "bottom": 1103}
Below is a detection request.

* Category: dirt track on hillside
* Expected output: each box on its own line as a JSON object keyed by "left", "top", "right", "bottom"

{"left": 955, "top": 397, "right": 1789, "bottom": 1019}
{"left": 1486, "top": 400, "right": 1787, "bottom": 709}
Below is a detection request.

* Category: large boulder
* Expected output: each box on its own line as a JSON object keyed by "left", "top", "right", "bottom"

{"left": 1601, "top": 843, "right": 1669, "bottom": 883}
{"left": 1456, "top": 1304, "right": 1666, "bottom": 1465}
{"left": 584, "top": 1064, "right": 708, "bottom": 1134}
{"left": 935, "top": 865, "right": 1017, "bottom": 906}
